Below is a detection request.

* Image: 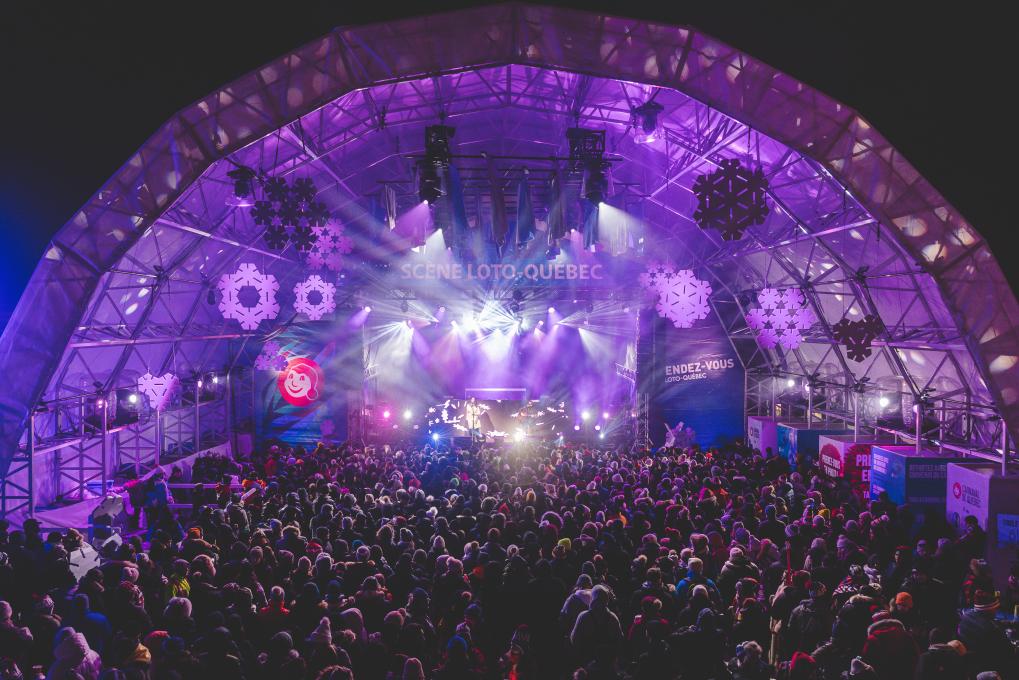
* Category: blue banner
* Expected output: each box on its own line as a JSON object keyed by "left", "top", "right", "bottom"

{"left": 650, "top": 315, "right": 745, "bottom": 448}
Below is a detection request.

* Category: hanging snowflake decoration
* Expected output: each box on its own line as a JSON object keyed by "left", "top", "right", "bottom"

{"left": 218, "top": 263, "right": 280, "bottom": 330}
{"left": 263, "top": 176, "right": 291, "bottom": 204}
{"left": 832, "top": 314, "right": 884, "bottom": 362}
{"left": 263, "top": 225, "right": 289, "bottom": 250}
{"left": 137, "top": 372, "right": 179, "bottom": 410}
{"left": 254, "top": 340, "right": 288, "bottom": 371}
{"left": 293, "top": 274, "right": 337, "bottom": 321}
{"left": 307, "top": 223, "right": 354, "bottom": 271}
{"left": 291, "top": 177, "right": 317, "bottom": 205}
{"left": 692, "top": 158, "right": 769, "bottom": 240}
{"left": 251, "top": 200, "right": 276, "bottom": 226}
{"left": 291, "top": 225, "right": 316, "bottom": 252}
{"left": 639, "top": 265, "right": 712, "bottom": 328}
{"left": 744, "top": 287, "right": 815, "bottom": 350}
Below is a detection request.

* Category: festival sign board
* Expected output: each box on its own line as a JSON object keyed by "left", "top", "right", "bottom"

{"left": 946, "top": 462, "right": 1019, "bottom": 593}
{"left": 869, "top": 446, "right": 968, "bottom": 516}
{"left": 776, "top": 423, "right": 851, "bottom": 468}
{"left": 817, "top": 435, "right": 896, "bottom": 499}
{"left": 747, "top": 416, "right": 779, "bottom": 456}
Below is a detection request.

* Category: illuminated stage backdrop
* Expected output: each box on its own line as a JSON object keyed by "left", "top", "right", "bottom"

{"left": 252, "top": 321, "right": 363, "bottom": 446}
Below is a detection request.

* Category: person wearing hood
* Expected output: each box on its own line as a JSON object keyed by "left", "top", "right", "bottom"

{"left": 0, "top": 601, "right": 32, "bottom": 672}
{"left": 569, "top": 584, "right": 623, "bottom": 668}
{"left": 913, "top": 632, "right": 967, "bottom": 680}
{"left": 861, "top": 618, "right": 919, "bottom": 679}
{"left": 47, "top": 627, "right": 102, "bottom": 680}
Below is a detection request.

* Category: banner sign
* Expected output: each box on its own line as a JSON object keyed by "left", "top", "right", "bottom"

{"left": 818, "top": 436, "right": 880, "bottom": 499}
{"left": 651, "top": 315, "right": 745, "bottom": 448}
{"left": 945, "top": 462, "right": 994, "bottom": 532}
{"left": 254, "top": 323, "right": 361, "bottom": 446}
{"left": 778, "top": 425, "right": 851, "bottom": 468}
{"left": 998, "top": 514, "right": 1019, "bottom": 548}
{"left": 747, "top": 416, "right": 778, "bottom": 455}
{"left": 400, "top": 262, "right": 605, "bottom": 282}
{"left": 870, "top": 446, "right": 968, "bottom": 510}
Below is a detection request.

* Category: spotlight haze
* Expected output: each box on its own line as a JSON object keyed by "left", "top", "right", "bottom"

{"left": 403, "top": 409, "right": 413, "bottom": 420}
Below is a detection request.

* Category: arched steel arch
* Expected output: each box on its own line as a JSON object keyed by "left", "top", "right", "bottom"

{"left": 2, "top": 3, "right": 1017, "bottom": 489}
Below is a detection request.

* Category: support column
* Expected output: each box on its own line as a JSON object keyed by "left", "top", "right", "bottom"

{"left": 100, "top": 393, "right": 108, "bottom": 496}
{"left": 27, "top": 410, "right": 36, "bottom": 517}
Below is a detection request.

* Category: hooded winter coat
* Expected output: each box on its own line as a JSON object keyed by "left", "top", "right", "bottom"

{"left": 46, "top": 629, "right": 102, "bottom": 680}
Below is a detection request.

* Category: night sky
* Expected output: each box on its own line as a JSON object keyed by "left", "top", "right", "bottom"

{"left": 0, "top": 2, "right": 1013, "bottom": 331}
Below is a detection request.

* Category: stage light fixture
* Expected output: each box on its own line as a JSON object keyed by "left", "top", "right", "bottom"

{"left": 878, "top": 396, "right": 890, "bottom": 408}
{"left": 514, "top": 430, "right": 525, "bottom": 442}
{"left": 595, "top": 424, "right": 601, "bottom": 431}
{"left": 403, "top": 409, "right": 413, "bottom": 420}
{"left": 227, "top": 166, "right": 257, "bottom": 198}
{"left": 632, "top": 100, "right": 664, "bottom": 142}
{"left": 581, "top": 162, "right": 609, "bottom": 204}
{"left": 197, "top": 379, "right": 204, "bottom": 389}
{"left": 599, "top": 432, "right": 605, "bottom": 440}
{"left": 127, "top": 393, "right": 139, "bottom": 405}
{"left": 602, "top": 411, "right": 610, "bottom": 419}
{"left": 581, "top": 410, "right": 591, "bottom": 421}
{"left": 432, "top": 433, "right": 439, "bottom": 442}
{"left": 574, "top": 424, "right": 581, "bottom": 431}
{"left": 786, "top": 378, "right": 795, "bottom": 388}
{"left": 548, "top": 306, "right": 556, "bottom": 314}
{"left": 364, "top": 306, "right": 372, "bottom": 313}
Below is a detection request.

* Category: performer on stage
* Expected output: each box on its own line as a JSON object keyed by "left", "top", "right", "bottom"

{"left": 465, "top": 396, "right": 482, "bottom": 443}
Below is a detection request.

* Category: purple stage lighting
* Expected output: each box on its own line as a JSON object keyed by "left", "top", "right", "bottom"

{"left": 382, "top": 410, "right": 391, "bottom": 420}
{"left": 573, "top": 424, "right": 580, "bottom": 431}
{"left": 364, "top": 306, "right": 372, "bottom": 313}
{"left": 581, "top": 410, "right": 591, "bottom": 421}
{"left": 548, "top": 306, "right": 556, "bottom": 314}
{"left": 602, "top": 411, "right": 610, "bottom": 419}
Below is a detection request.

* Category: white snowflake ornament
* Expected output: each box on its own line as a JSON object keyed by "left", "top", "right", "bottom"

{"left": 293, "top": 274, "right": 336, "bottom": 321}
{"left": 218, "top": 263, "right": 280, "bottom": 330}
{"left": 137, "top": 372, "right": 179, "bottom": 410}
{"left": 641, "top": 267, "right": 713, "bottom": 328}
{"left": 744, "top": 286, "right": 815, "bottom": 350}
{"left": 307, "top": 223, "right": 352, "bottom": 272}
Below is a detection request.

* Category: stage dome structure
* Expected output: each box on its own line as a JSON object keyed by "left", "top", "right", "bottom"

{"left": 2, "top": 4, "right": 1018, "bottom": 521}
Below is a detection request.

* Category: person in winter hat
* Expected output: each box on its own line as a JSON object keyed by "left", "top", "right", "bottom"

{"left": 861, "top": 618, "right": 919, "bottom": 679}
{"left": 47, "top": 627, "right": 102, "bottom": 680}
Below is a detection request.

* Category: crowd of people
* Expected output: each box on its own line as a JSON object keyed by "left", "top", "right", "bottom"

{"left": 0, "top": 436, "right": 1015, "bottom": 679}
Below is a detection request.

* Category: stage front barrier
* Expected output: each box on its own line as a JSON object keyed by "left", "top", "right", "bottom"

{"left": 869, "top": 445, "right": 968, "bottom": 527}
{"left": 747, "top": 416, "right": 779, "bottom": 456}
{"left": 945, "top": 462, "right": 1019, "bottom": 596}
{"left": 777, "top": 423, "right": 851, "bottom": 468}
{"left": 817, "top": 435, "right": 898, "bottom": 500}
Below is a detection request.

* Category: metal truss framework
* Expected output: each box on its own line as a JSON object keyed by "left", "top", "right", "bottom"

{"left": 2, "top": 4, "right": 1018, "bottom": 520}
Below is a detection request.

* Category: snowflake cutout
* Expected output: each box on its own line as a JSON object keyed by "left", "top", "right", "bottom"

{"left": 137, "top": 372, "right": 178, "bottom": 410}
{"left": 831, "top": 314, "right": 884, "bottom": 362}
{"left": 293, "top": 274, "right": 337, "bottom": 321}
{"left": 218, "top": 263, "right": 280, "bottom": 330}
{"left": 758, "top": 288, "right": 782, "bottom": 310}
{"left": 277, "top": 200, "right": 301, "bottom": 228}
{"left": 791, "top": 306, "right": 817, "bottom": 330}
{"left": 642, "top": 268, "right": 713, "bottom": 328}
{"left": 692, "top": 158, "right": 769, "bottom": 240}
{"left": 252, "top": 200, "right": 276, "bottom": 226}
{"left": 304, "top": 202, "right": 331, "bottom": 228}
{"left": 263, "top": 225, "right": 289, "bottom": 250}
{"left": 744, "top": 287, "right": 815, "bottom": 350}
{"left": 745, "top": 307, "right": 768, "bottom": 331}
{"left": 291, "top": 225, "right": 316, "bottom": 252}
{"left": 263, "top": 176, "right": 290, "bottom": 204}
{"left": 307, "top": 223, "right": 353, "bottom": 271}
{"left": 291, "top": 178, "right": 317, "bottom": 205}
{"left": 254, "top": 341, "right": 287, "bottom": 371}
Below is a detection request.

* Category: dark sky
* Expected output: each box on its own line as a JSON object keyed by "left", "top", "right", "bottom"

{"left": 0, "top": 2, "right": 1014, "bottom": 330}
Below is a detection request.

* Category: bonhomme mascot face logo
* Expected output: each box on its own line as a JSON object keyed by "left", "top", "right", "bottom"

{"left": 277, "top": 357, "right": 324, "bottom": 407}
